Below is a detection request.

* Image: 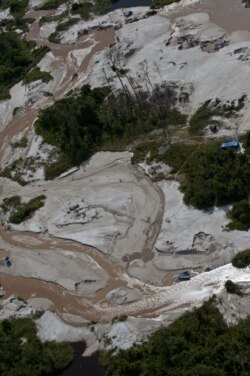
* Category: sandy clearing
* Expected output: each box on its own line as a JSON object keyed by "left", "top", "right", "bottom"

{"left": 1, "top": 152, "right": 163, "bottom": 263}
{"left": 153, "top": 180, "right": 250, "bottom": 270}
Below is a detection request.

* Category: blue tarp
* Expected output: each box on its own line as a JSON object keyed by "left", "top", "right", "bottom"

{"left": 124, "top": 10, "right": 133, "bottom": 17}
{"left": 220, "top": 140, "right": 239, "bottom": 150}
{"left": 178, "top": 271, "right": 190, "bottom": 280}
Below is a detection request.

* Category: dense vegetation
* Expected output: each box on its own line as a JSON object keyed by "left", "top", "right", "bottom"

{"left": 0, "top": 31, "right": 49, "bottom": 99}
{"left": 225, "top": 280, "right": 243, "bottom": 296}
{"left": 0, "top": 318, "right": 74, "bottom": 376}
{"left": 0, "top": 195, "right": 46, "bottom": 224}
{"left": 133, "top": 139, "right": 250, "bottom": 210}
{"left": 102, "top": 300, "right": 250, "bottom": 376}
{"left": 35, "top": 84, "right": 187, "bottom": 179}
{"left": 232, "top": 249, "right": 250, "bottom": 268}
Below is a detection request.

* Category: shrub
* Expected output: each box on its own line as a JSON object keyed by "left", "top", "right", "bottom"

{"left": 151, "top": 0, "right": 181, "bottom": 9}
{"left": 227, "top": 199, "right": 250, "bottom": 231}
{"left": 71, "top": 2, "right": 93, "bottom": 19}
{"left": 9, "top": 195, "right": 46, "bottom": 224}
{"left": 225, "top": 280, "right": 243, "bottom": 296}
{"left": 12, "top": 136, "right": 28, "bottom": 148}
{"left": 0, "top": 195, "right": 21, "bottom": 214}
{"left": 189, "top": 103, "right": 220, "bottom": 135}
{"left": 232, "top": 249, "right": 250, "bottom": 268}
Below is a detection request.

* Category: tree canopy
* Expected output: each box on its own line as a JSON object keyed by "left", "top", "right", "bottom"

{"left": 101, "top": 300, "right": 250, "bottom": 376}
{"left": 35, "top": 84, "right": 187, "bottom": 179}
{"left": 0, "top": 318, "right": 74, "bottom": 376}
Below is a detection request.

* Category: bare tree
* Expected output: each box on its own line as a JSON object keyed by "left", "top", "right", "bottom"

{"left": 153, "top": 60, "right": 164, "bottom": 84}
{"left": 138, "top": 60, "right": 154, "bottom": 92}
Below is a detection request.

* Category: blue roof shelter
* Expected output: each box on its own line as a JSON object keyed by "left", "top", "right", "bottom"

{"left": 220, "top": 140, "right": 240, "bottom": 150}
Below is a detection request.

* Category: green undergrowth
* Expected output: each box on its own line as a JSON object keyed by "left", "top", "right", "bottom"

{"left": 232, "top": 249, "right": 250, "bottom": 268}
{"left": 39, "top": 0, "right": 66, "bottom": 10}
{"left": 0, "top": 195, "right": 46, "bottom": 224}
{"left": 23, "top": 67, "right": 52, "bottom": 85}
{"left": 0, "top": 31, "right": 49, "bottom": 100}
{"left": 39, "top": 10, "right": 67, "bottom": 26}
{"left": 101, "top": 299, "right": 250, "bottom": 376}
{"left": 12, "top": 135, "right": 28, "bottom": 148}
{"left": 189, "top": 103, "right": 221, "bottom": 135}
{"left": 0, "top": 164, "right": 27, "bottom": 185}
{"left": 189, "top": 97, "right": 247, "bottom": 136}
{"left": 0, "top": 318, "right": 74, "bottom": 376}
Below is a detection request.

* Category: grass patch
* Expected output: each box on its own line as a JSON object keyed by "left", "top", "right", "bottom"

{"left": 1, "top": 195, "right": 46, "bottom": 224}
{"left": 232, "top": 249, "right": 250, "bottom": 268}
{"left": 225, "top": 280, "right": 243, "bottom": 296}
{"left": 0, "top": 318, "right": 74, "bottom": 376}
